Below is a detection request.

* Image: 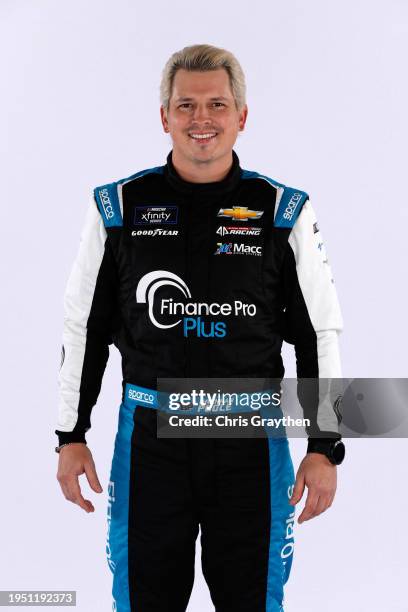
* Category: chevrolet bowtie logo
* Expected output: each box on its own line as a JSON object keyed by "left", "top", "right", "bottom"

{"left": 217, "top": 206, "right": 264, "bottom": 221}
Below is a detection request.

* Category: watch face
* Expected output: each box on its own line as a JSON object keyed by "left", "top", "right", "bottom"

{"left": 332, "top": 441, "right": 345, "bottom": 464}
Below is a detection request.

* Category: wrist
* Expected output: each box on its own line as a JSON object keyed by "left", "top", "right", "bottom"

{"left": 55, "top": 441, "right": 87, "bottom": 454}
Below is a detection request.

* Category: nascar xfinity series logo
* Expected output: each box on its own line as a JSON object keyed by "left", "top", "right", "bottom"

{"left": 215, "top": 243, "right": 262, "bottom": 256}
{"left": 217, "top": 206, "right": 264, "bottom": 221}
{"left": 136, "top": 270, "right": 256, "bottom": 338}
{"left": 134, "top": 206, "right": 178, "bottom": 225}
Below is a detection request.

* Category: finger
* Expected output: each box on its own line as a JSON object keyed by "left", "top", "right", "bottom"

{"left": 65, "top": 477, "right": 95, "bottom": 513}
{"left": 313, "top": 495, "right": 331, "bottom": 518}
{"left": 289, "top": 473, "right": 305, "bottom": 505}
{"left": 84, "top": 460, "right": 103, "bottom": 493}
{"left": 298, "top": 492, "right": 319, "bottom": 523}
{"left": 326, "top": 491, "right": 335, "bottom": 509}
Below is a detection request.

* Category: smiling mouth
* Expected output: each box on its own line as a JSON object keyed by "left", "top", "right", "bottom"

{"left": 189, "top": 132, "right": 218, "bottom": 143}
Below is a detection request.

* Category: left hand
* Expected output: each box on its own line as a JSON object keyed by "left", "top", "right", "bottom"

{"left": 289, "top": 453, "right": 337, "bottom": 523}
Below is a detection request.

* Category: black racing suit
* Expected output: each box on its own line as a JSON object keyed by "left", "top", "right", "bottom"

{"left": 56, "top": 150, "right": 343, "bottom": 612}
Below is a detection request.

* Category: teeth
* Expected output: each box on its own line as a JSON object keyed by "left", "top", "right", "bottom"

{"left": 190, "top": 133, "right": 217, "bottom": 139}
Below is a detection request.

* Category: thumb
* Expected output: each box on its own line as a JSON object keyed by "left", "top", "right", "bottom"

{"left": 289, "top": 473, "right": 305, "bottom": 505}
{"left": 84, "top": 460, "right": 103, "bottom": 493}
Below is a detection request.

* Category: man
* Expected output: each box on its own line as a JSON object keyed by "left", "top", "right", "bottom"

{"left": 56, "top": 44, "right": 345, "bottom": 612}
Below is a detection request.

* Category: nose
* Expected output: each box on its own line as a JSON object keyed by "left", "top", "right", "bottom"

{"left": 192, "top": 103, "right": 211, "bottom": 124}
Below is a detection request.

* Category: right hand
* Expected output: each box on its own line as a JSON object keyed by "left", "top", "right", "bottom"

{"left": 56, "top": 443, "right": 103, "bottom": 513}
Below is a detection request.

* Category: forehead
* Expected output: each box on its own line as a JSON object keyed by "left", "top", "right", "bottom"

{"left": 171, "top": 68, "right": 233, "bottom": 100}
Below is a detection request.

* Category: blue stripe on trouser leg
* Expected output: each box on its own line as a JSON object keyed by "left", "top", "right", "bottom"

{"left": 106, "top": 403, "right": 134, "bottom": 612}
{"left": 266, "top": 438, "right": 296, "bottom": 612}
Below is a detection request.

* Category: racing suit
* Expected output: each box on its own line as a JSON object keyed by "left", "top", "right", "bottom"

{"left": 56, "top": 149, "right": 343, "bottom": 612}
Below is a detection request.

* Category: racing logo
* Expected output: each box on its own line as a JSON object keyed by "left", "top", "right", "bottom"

{"left": 216, "top": 225, "right": 262, "bottom": 237}
{"left": 134, "top": 206, "right": 178, "bottom": 225}
{"left": 217, "top": 206, "right": 264, "bottom": 221}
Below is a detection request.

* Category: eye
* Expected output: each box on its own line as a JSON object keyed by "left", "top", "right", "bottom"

{"left": 179, "top": 103, "right": 192, "bottom": 108}
{"left": 213, "top": 102, "right": 225, "bottom": 107}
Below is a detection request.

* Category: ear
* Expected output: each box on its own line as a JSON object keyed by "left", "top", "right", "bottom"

{"left": 238, "top": 104, "right": 248, "bottom": 131}
{"left": 160, "top": 105, "right": 170, "bottom": 133}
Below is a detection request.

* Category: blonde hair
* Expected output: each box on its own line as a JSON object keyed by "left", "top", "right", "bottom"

{"left": 160, "top": 44, "right": 246, "bottom": 111}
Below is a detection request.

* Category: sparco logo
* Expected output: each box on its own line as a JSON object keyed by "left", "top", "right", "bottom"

{"left": 132, "top": 229, "right": 179, "bottom": 237}
{"left": 98, "top": 188, "right": 115, "bottom": 220}
{"left": 136, "top": 270, "right": 256, "bottom": 338}
{"left": 283, "top": 193, "right": 302, "bottom": 221}
{"left": 106, "top": 480, "right": 116, "bottom": 573}
{"left": 128, "top": 388, "right": 155, "bottom": 405}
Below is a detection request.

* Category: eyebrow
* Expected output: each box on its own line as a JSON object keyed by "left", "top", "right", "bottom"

{"left": 175, "top": 96, "right": 230, "bottom": 102}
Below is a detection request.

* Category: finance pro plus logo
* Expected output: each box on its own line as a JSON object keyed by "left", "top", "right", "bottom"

{"left": 135, "top": 270, "right": 256, "bottom": 338}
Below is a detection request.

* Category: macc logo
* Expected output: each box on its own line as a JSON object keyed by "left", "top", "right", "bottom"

{"left": 283, "top": 193, "right": 302, "bottom": 222}
{"left": 215, "top": 242, "right": 233, "bottom": 255}
{"left": 98, "top": 188, "right": 115, "bottom": 220}
{"left": 215, "top": 242, "right": 262, "bottom": 256}
{"left": 135, "top": 270, "right": 256, "bottom": 338}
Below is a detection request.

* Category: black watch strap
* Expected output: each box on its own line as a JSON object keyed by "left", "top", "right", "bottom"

{"left": 307, "top": 437, "right": 345, "bottom": 465}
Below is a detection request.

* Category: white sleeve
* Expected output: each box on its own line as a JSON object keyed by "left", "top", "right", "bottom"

{"left": 55, "top": 194, "right": 117, "bottom": 444}
{"left": 284, "top": 199, "right": 344, "bottom": 435}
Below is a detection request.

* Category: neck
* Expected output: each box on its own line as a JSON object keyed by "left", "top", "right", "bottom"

{"left": 171, "top": 149, "right": 233, "bottom": 183}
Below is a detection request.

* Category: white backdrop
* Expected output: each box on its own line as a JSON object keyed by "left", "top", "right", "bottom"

{"left": 1, "top": 0, "right": 407, "bottom": 610}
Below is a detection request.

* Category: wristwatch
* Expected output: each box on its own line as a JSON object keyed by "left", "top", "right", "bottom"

{"left": 307, "top": 438, "right": 345, "bottom": 465}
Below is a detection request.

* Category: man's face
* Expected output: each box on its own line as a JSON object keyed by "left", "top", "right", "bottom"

{"left": 160, "top": 68, "right": 248, "bottom": 165}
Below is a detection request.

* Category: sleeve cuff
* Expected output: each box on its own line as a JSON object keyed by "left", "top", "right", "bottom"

{"left": 55, "top": 430, "right": 87, "bottom": 446}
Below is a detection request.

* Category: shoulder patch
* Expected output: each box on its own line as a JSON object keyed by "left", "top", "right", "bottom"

{"left": 241, "top": 168, "right": 309, "bottom": 229}
{"left": 94, "top": 166, "right": 164, "bottom": 228}
{"left": 94, "top": 183, "right": 122, "bottom": 228}
{"left": 274, "top": 187, "right": 309, "bottom": 228}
